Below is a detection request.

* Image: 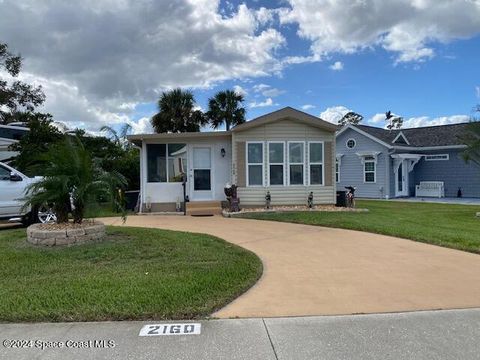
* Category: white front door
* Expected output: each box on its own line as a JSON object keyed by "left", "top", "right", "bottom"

{"left": 189, "top": 146, "right": 213, "bottom": 201}
{"left": 395, "top": 160, "right": 409, "bottom": 197}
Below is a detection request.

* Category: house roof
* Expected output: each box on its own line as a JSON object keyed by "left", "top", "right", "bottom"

{"left": 342, "top": 123, "right": 470, "bottom": 148}
{"left": 231, "top": 106, "right": 338, "bottom": 133}
{"left": 127, "top": 131, "right": 231, "bottom": 146}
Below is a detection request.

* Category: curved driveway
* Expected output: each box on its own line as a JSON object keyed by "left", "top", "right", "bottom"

{"left": 101, "top": 215, "right": 480, "bottom": 318}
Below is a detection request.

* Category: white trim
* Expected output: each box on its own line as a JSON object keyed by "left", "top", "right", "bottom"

{"left": 394, "top": 159, "right": 409, "bottom": 197}
{"left": 424, "top": 154, "right": 449, "bottom": 161}
{"left": 246, "top": 141, "right": 265, "bottom": 187}
{"left": 189, "top": 144, "right": 215, "bottom": 201}
{"left": 287, "top": 141, "right": 305, "bottom": 186}
{"left": 392, "top": 132, "right": 410, "bottom": 145}
{"left": 392, "top": 145, "right": 466, "bottom": 151}
{"left": 335, "top": 159, "right": 340, "bottom": 183}
{"left": 335, "top": 153, "right": 344, "bottom": 184}
{"left": 346, "top": 138, "right": 356, "bottom": 149}
{"left": 337, "top": 125, "right": 393, "bottom": 149}
{"left": 267, "top": 141, "right": 285, "bottom": 186}
{"left": 308, "top": 141, "right": 324, "bottom": 186}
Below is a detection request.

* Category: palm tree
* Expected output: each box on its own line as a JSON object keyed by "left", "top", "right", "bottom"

{"left": 100, "top": 123, "right": 132, "bottom": 149}
{"left": 151, "top": 88, "right": 206, "bottom": 133}
{"left": 206, "top": 90, "right": 246, "bottom": 131}
{"left": 23, "top": 136, "right": 127, "bottom": 223}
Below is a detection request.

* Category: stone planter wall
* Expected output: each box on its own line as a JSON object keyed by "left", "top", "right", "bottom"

{"left": 27, "top": 222, "right": 106, "bottom": 246}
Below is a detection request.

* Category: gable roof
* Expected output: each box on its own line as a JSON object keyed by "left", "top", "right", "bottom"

{"left": 232, "top": 107, "right": 337, "bottom": 133}
{"left": 338, "top": 123, "right": 470, "bottom": 148}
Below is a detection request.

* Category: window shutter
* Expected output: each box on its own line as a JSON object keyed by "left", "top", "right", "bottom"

{"left": 236, "top": 141, "right": 246, "bottom": 187}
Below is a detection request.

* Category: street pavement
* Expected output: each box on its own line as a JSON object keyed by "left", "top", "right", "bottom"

{"left": 1, "top": 308, "right": 479, "bottom": 360}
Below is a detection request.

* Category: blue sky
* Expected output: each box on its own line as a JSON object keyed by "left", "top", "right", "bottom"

{"left": 1, "top": 0, "right": 479, "bottom": 133}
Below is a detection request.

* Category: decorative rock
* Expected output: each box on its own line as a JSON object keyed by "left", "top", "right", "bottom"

{"left": 66, "top": 228, "right": 86, "bottom": 237}
{"left": 38, "top": 237, "right": 56, "bottom": 246}
{"left": 27, "top": 222, "right": 106, "bottom": 246}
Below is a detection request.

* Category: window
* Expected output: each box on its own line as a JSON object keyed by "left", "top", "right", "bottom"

{"left": 335, "top": 160, "right": 340, "bottom": 183}
{"left": 425, "top": 154, "right": 449, "bottom": 161}
{"left": 0, "top": 165, "right": 10, "bottom": 181}
{"left": 288, "top": 142, "right": 304, "bottom": 185}
{"left": 364, "top": 156, "right": 376, "bottom": 183}
{"left": 268, "top": 142, "right": 284, "bottom": 185}
{"left": 346, "top": 139, "right": 356, "bottom": 149}
{"left": 147, "top": 143, "right": 187, "bottom": 183}
{"left": 247, "top": 142, "right": 264, "bottom": 186}
{"left": 309, "top": 142, "right": 323, "bottom": 185}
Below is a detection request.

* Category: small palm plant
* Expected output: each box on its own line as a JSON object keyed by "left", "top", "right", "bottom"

{"left": 23, "top": 136, "right": 127, "bottom": 224}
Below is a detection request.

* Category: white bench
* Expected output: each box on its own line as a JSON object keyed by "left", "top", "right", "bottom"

{"left": 415, "top": 181, "right": 445, "bottom": 198}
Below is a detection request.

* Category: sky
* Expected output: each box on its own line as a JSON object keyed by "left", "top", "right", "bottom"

{"left": 1, "top": 0, "right": 479, "bottom": 134}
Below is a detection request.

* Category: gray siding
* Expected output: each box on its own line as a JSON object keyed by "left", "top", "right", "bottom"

{"left": 336, "top": 128, "right": 389, "bottom": 199}
{"left": 413, "top": 149, "right": 480, "bottom": 197}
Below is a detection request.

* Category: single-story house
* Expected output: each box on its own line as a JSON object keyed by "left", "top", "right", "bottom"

{"left": 336, "top": 123, "right": 480, "bottom": 199}
{"left": 127, "top": 107, "right": 338, "bottom": 213}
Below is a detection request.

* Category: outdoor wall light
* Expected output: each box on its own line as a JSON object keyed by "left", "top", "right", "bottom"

{"left": 221, "top": 148, "right": 226, "bottom": 157}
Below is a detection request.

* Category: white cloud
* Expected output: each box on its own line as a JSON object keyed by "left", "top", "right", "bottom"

{"left": 130, "top": 117, "right": 154, "bottom": 134}
{"left": 301, "top": 104, "right": 315, "bottom": 110}
{"left": 319, "top": 105, "right": 351, "bottom": 124}
{"left": 249, "top": 98, "right": 277, "bottom": 108}
{"left": 280, "top": 0, "right": 480, "bottom": 63}
{"left": 252, "top": 83, "right": 285, "bottom": 97}
{"left": 403, "top": 115, "right": 470, "bottom": 128}
{"left": 0, "top": 0, "right": 286, "bottom": 130}
{"left": 233, "top": 85, "right": 248, "bottom": 96}
{"left": 329, "top": 61, "right": 344, "bottom": 71}
{"left": 370, "top": 113, "right": 387, "bottom": 124}
{"left": 476, "top": 86, "right": 480, "bottom": 98}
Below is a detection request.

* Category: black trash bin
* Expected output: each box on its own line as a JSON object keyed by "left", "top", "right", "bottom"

{"left": 336, "top": 191, "right": 347, "bottom": 207}
{"left": 125, "top": 190, "right": 140, "bottom": 211}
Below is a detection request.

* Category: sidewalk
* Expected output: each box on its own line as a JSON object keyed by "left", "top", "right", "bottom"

{"left": 1, "top": 309, "right": 479, "bottom": 360}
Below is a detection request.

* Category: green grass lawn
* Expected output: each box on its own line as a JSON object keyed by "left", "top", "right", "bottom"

{"left": 0, "top": 226, "right": 262, "bottom": 322}
{"left": 240, "top": 200, "right": 480, "bottom": 254}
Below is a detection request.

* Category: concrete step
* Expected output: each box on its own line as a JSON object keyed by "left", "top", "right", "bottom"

{"left": 186, "top": 201, "right": 222, "bottom": 216}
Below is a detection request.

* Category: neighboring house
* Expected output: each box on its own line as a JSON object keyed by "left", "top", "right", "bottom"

{"left": 336, "top": 123, "right": 480, "bottom": 198}
{"left": 0, "top": 123, "right": 29, "bottom": 162}
{"left": 127, "top": 107, "right": 338, "bottom": 212}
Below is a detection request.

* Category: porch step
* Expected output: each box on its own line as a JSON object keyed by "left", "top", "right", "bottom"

{"left": 186, "top": 201, "right": 222, "bottom": 216}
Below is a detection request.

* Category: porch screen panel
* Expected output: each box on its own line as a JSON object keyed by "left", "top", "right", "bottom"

{"left": 168, "top": 144, "right": 187, "bottom": 182}
{"left": 147, "top": 144, "right": 166, "bottom": 182}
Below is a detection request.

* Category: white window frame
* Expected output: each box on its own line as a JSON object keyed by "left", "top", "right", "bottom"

{"left": 346, "top": 138, "right": 356, "bottom": 149}
{"left": 363, "top": 156, "right": 376, "bottom": 183}
{"left": 308, "top": 141, "right": 324, "bottom": 186}
{"left": 267, "top": 141, "right": 285, "bottom": 186}
{"left": 424, "top": 154, "right": 449, "bottom": 161}
{"left": 287, "top": 141, "right": 306, "bottom": 186}
{"left": 246, "top": 141, "right": 265, "bottom": 187}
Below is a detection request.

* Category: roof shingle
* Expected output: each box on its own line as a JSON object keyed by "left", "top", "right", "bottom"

{"left": 354, "top": 123, "right": 470, "bottom": 147}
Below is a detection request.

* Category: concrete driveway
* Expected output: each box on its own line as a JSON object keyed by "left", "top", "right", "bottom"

{"left": 100, "top": 215, "right": 480, "bottom": 318}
